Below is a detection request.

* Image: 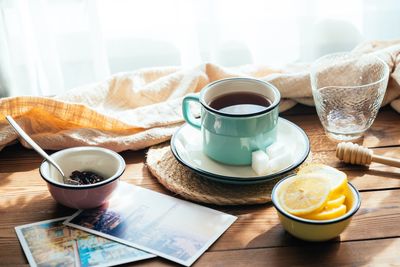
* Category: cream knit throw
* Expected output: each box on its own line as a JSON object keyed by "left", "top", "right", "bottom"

{"left": 0, "top": 40, "right": 399, "bottom": 151}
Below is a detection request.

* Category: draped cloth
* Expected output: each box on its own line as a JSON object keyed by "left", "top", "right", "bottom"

{"left": 1, "top": 40, "right": 399, "bottom": 151}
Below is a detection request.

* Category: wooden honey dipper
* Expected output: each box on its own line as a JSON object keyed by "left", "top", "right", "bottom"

{"left": 336, "top": 142, "right": 400, "bottom": 167}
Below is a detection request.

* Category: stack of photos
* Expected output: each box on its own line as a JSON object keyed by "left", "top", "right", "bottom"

{"left": 65, "top": 182, "right": 237, "bottom": 266}
{"left": 15, "top": 217, "right": 154, "bottom": 267}
{"left": 16, "top": 182, "right": 237, "bottom": 266}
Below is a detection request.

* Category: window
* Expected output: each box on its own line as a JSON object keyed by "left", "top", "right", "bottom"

{"left": 0, "top": 0, "right": 399, "bottom": 96}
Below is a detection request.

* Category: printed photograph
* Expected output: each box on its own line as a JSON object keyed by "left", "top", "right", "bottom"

{"left": 65, "top": 182, "right": 237, "bottom": 266}
{"left": 15, "top": 217, "right": 154, "bottom": 267}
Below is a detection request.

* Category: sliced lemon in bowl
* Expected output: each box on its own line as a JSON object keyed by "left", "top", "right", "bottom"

{"left": 278, "top": 174, "right": 331, "bottom": 216}
{"left": 298, "top": 163, "right": 348, "bottom": 198}
{"left": 303, "top": 204, "right": 347, "bottom": 220}
{"left": 325, "top": 194, "right": 346, "bottom": 210}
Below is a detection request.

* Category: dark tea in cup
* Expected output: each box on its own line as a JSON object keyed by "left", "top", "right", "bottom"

{"left": 209, "top": 92, "right": 272, "bottom": 115}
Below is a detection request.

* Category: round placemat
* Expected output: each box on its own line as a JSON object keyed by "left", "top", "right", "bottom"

{"left": 146, "top": 143, "right": 312, "bottom": 206}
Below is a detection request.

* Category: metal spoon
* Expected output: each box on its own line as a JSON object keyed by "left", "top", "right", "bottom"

{"left": 6, "top": 116, "right": 78, "bottom": 185}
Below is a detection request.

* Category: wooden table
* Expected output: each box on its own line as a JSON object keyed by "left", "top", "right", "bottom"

{"left": 1, "top": 105, "right": 400, "bottom": 266}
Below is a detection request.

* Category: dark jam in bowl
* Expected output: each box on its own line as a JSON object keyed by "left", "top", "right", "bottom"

{"left": 70, "top": 170, "right": 106, "bottom": 185}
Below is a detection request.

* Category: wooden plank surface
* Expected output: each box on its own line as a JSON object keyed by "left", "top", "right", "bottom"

{"left": 0, "top": 105, "right": 400, "bottom": 266}
{"left": 196, "top": 238, "right": 400, "bottom": 267}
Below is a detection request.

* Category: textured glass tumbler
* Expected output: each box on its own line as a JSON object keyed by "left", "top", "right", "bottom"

{"left": 310, "top": 53, "right": 389, "bottom": 141}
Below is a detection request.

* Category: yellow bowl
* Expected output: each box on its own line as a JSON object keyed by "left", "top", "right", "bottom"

{"left": 271, "top": 176, "right": 361, "bottom": 241}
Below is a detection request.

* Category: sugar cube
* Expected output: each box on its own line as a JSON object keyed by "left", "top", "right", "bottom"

{"left": 251, "top": 150, "right": 270, "bottom": 175}
{"left": 266, "top": 142, "right": 285, "bottom": 158}
{"left": 265, "top": 150, "right": 293, "bottom": 173}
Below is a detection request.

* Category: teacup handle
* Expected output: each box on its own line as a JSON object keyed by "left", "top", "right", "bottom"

{"left": 182, "top": 94, "right": 201, "bottom": 129}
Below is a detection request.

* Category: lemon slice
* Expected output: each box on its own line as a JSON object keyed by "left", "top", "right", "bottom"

{"left": 326, "top": 194, "right": 346, "bottom": 210}
{"left": 304, "top": 204, "right": 347, "bottom": 220}
{"left": 298, "top": 164, "right": 348, "bottom": 198}
{"left": 279, "top": 174, "right": 331, "bottom": 215}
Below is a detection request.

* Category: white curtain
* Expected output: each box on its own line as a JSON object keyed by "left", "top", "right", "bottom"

{"left": 1, "top": 0, "right": 399, "bottom": 97}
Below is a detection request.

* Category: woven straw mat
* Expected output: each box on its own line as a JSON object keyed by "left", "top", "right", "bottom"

{"left": 146, "top": 142, "right": 312, "bottom": 206}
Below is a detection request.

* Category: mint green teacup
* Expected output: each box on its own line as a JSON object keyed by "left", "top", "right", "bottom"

{"left": 182, "top": 77, "right": 280, "bottom": 165}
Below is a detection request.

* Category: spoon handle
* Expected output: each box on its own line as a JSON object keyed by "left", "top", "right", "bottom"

{"left": 5, "top": 116, "right": 66, "bottom": 177}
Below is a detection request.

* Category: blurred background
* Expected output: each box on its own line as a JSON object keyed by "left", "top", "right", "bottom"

{"left": 0, "top": 0, "right": 399, "bottom": 97}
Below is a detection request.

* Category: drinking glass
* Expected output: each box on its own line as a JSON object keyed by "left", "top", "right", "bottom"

{"left": 310, "top": 52, "right": 389, "bottom": 141}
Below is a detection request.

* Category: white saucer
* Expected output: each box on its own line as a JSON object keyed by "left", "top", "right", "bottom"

{"left": 170, "top": 118, "right": 310, "bottom": 184}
